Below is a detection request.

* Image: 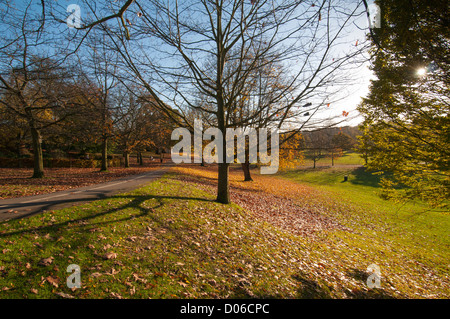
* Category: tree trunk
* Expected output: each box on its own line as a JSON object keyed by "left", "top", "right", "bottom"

{"left": 217, "top": 162, "right": 230, "bottom": 204}
{"left": 124, "top": 152, "right": 130, "bottom": 168}
{"left": 101, "top": 136, "right": 108, "bottom": 171}
{"left": 216, "top": 108, "right": 230, "bottom": 203}
{"left": 30, "top": 127, "right": 44, "bottom": 178}
{"left": 216, "top": 95, "right": 230, "bottom": 203}
{"left": 216, "top": 107, "right": 230, "bottom": 203}
{"left": 200, "top": 156, "right": 205, "bottom": 167}
{"left": 241, "top": 161, "right": 253, "bottom": 181}
{"left": 241, "top": 141, "right": 253, "bottom": 181}
{"left": 215, "top": 13, "right": 230, "bottom": 204}
{"left": 331, "top": 152, "right": 334, "bottom": 167}
{"left": 139, "top": 152, "right": 143, "bottom": 166}
{"left": 17, "top": 138, "right": 24, "bottom": 169}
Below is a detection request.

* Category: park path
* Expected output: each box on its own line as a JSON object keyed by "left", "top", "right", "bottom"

{"left": 0, "top": 163, "right": 173, "bottom": 222}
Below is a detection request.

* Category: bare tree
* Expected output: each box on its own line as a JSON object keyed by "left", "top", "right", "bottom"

{"left": 0, "top": 1, "right": 98, "bottom": 177}
{"left": 115, "top": 88, "right": 173, "bottom": 167}
{"left": 77, "top": 32, "right": 125, "bottom": 171}
{"left": 48, "top": 0, "right": 369, "bottom": 203}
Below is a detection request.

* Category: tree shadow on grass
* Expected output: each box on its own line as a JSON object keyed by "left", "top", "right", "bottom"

{"left": 0, "top": 194, "right": 214, "bottom": 238}
{"left": 345, "top": 268, "right": 398, "bottom": 299}
{"left": 292, "top": 271, "right": 334, "bottom": 299}
{"left": 348, "top": 167, "right": 383, "bottom": 188}
{"left": 220, "top": 270, "right": 334, "bottom": 299}
{"left": 226, "top": 285, "right": 282, "bottom": 299}
{"left": 290, "top": 269, "right": 399, "bottom": 299}
{"left": 0, "top": 192, "right": 219, "bottom": 298}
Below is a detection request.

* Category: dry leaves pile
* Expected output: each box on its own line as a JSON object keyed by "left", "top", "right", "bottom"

{"left": 173, "top": 165, "right": 348, "bottom": 237}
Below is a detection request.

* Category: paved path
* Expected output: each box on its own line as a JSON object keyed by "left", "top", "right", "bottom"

{"left": 0, "top": 164, "right": 173, "bottom": 222}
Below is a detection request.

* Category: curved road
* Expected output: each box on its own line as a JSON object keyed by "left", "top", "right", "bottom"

{"left": 0, "top": 163, "right": 173, "bottom": 222}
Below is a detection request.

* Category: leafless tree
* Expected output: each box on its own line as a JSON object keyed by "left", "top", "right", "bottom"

{"left": 77, "top": 32, "right": 126, "bottom": 171}
{"left": 47, "top": 1, "right": 368, "bottom": 202}
{"left": 0, "top": 1, "right": 87, "bottom": 177}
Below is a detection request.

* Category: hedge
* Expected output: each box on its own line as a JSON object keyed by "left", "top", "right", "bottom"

{"left": 0, "top": 157, "right": 122, "bottom": 168}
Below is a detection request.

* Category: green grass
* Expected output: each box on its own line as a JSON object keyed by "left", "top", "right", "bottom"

{"left": 0, "top": 174, "right": 335, "bottom": 299}
{"left": 0, "top": 169, "right": 448, "bottom": 299}
{"left": 302, "top": 151, "right": 365, "bottom": 167}
{"left": 334, "top": 152, "right": 365, "bottom": 165}
{"left": 279, "top": 166, "right": 450, "bottom": 297}
{"left": 281, "top": 165, "right": 382, "bottom": 191}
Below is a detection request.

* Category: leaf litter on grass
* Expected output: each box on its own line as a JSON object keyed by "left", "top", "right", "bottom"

{"left": 0, "top": 166, "right": 448, "bottom": 299}
{"left": 173, "top": 165, "right": 349, "bottom": 237}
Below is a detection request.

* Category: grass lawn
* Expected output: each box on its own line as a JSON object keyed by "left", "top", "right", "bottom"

{"left": 1, "top": 173, "right": 319, "bottom": 299}
{"left": 279, "top": 166, "right": 449, "bottom": 296}
{"left": 301, "top": 151, "right": 365, "bottom": 167}
{"left": 0, "top": 165, "right": 448, "bottom": 299}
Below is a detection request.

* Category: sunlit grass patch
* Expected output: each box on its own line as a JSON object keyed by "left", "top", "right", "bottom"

{"left": 0, "top": 169, "right": 448, "bottom": 299}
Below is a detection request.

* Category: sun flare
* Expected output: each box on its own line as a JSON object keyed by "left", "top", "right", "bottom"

{"left": 417, "top": 67, "right": 427, "bottom": 76}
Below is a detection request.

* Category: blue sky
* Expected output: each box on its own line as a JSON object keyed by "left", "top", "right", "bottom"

{"left": 1, "top": 0, "right": 378, "bottom": 127}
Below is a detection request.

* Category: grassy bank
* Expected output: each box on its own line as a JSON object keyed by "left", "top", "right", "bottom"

{"left": 0, "top": 167, "right": 448, "bottom": 299}
{"left": 279, "top": 166, "right": 449, "bottom": 297}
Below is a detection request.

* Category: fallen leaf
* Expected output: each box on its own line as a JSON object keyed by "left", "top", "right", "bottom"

{"left": 38, "top": 257, "right": 54, "bottom": 266}
{"left": 110, "top": 292, "right": 123, "bottom": 299}
{"left": 45, "top": 276, "right": 59, "bottom": 288}
{"left": 107, "top": 268, "right": 119, "bottom": 275}
{"left": 103, "top": 252, "right": 117, "bottom": 260}
{"left": 55, "top": 292, "right": 74, "bottom": 299}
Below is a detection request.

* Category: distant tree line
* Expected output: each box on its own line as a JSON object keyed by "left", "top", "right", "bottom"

{"left": 0, "top": 56, "right": 174, "bottom": 175}
{"left": 292, "top": 126, "right": 359, "bottom": 168}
